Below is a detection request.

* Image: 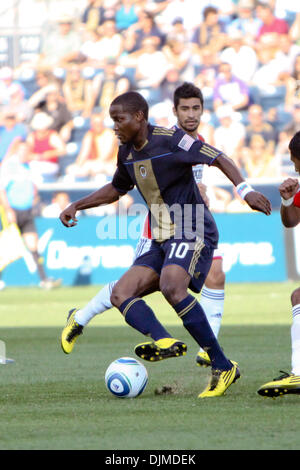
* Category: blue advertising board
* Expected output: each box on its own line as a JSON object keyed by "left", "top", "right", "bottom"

{"left": 215, "top": 212, "right": 287, "bottom": 282}
{"left": 1, "top": 212, "right": 287, "bottom": 286}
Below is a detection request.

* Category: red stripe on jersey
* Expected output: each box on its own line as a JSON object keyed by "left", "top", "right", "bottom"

{"left": 141, "top": 133, "right": 205, "bottom": 239}
{"left": 294, "top": 190, "right": 300, "bottom": 208}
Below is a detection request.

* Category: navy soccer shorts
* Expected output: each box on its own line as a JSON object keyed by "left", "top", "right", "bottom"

{"left": 133, "top": 237, "right": 214, "bottom": 293}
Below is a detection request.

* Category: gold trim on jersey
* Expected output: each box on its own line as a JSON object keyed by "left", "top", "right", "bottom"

{"left": 133, "top": 139, "right": 149, "bottom": 152}
{"left": 200, "top": 144, "right": 221, "bottom": 160}
{"left": 188, "top": 237, "right": 205, "bottom": 277}
{"left": 152, "top": 126, "right": 175, "bottom": 136}
{"left": 133, "top": 159, "right": 175, "bottom": 242}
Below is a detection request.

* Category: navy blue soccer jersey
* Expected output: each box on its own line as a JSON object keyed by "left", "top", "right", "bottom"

{"left": 111, "top": 125, "right": 223, "bottom": 248}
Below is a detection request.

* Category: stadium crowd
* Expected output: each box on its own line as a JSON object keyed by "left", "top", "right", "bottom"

{"left": 1, "top": 0, "right": 300, "bottom": 214}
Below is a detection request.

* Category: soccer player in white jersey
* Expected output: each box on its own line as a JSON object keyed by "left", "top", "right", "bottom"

{"left": 258, "top": 131, "right": 300, "bottom": 397}
{"left": 61, "top": 83, "right": 226, "bottom": 364}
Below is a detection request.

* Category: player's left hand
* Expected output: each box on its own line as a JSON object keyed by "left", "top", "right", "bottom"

{"left": 244, "top": 191, "right": 272, "bottom": 215}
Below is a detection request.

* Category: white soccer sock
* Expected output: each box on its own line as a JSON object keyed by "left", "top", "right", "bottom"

{"left": 198, "top": 286, "right": 224, "bottom": 353}
{"left": 291, "top": 304, "right": 300, "bottom": 376}
{"left": 75, "top": 280, "right": 117, "bottom": 327}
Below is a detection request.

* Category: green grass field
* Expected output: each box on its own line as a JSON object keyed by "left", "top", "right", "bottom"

{"left": 0, "top": 282, "right": 299, "bottom": 450}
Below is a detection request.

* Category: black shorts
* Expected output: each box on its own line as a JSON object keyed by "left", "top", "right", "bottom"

{"left": 15, "top": 209, "right": 36, "bottom": 234}
{"left": 133, "top": 237, "right": 214, "bottom": 293}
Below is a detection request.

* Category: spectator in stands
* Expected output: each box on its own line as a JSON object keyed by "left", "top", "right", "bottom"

{"left": 276, "top": 105, "right": 300, "bottom": 157}
{"left": 165, "top": 17, "right": 189, "bottom": 44}
{"left": 80, "top": 0, "right": 106, "bottom": 31}
{"left": 156, "top": 0, "right": 202, "bottom": 32}
{"left": 126, "top": 36, "right": 169, "bottom": 102}
{"left": 243, "top": 104, "right": 278, "bottom": 155}
{"left": 0, "top": 140, "right": 61, "bottom": 289}
{"left": 284, "top": 54, "right": 300, "bottom": 111}
{"left": 162, "top": 37, "right": 194, "bottom": 81}
{"left": 0, "top": 110, "right": 28, "bottom": 163}
{"left": 159, "top": 67, "right": 183, "bottom": 104}
{"left": 26, "top": 112, "right": 66, "bottom": 183}
{"left": 241, "top": 134, "right": 281, "bottom": 178}
{"left": 290, "top": 12, "right": 300, "bottom": 46}
{"left": 94, "top": 19, "right": 123, "bottom": 66}
{"left": 38, "top": 14, "right": 82, "bottom": 69}
{"left": 226, "top": 0, "right": 261, "bottom": 46}
{"left": 195, "top": 46, "right": 219, "bottom": 79}
{"left": 255, "top": 1, "right": 289, "bottom": 41}
{"left": 197, "top": 112, "right": 215, "bottom": 146}
{"left": 28, "top": 70, "right": 62, "bottom": 110}
{"left": 251, "top": 33, "right": 287, "bottom": 89}
{"left": 213, "top": 105, "right": 246, "bottom": 167}
{"left": 38, "top": 85, "right": 74, "bottom": 143}
{"left": 78, "top": 27, "right": 102, "bottom": 67}
{"left": 5, "top": 83, "right": 31, "bottom": 124}
{"left": 0, "top": 66, "right": 25, "bottom": 109}
{"left": 282, "top": 104, "right": 300, "bottom": 136}
{"left": 275, "top": 104, "right": 300, "bottom": 175}
{"left": 115, "top": 0, "right": 140, "bottom": 32}
{"left": 42, "top": 192, "right": 71, "bottom": 218}
{"left": 194, "top": 47, "right": 219, "bottom": 109}
{"left": 275, "top": 34, "right": 300, "bottom": 75}
{"left": 213, "top": 62, "right": 250, "bottom": 112}
{"left": 149, "top": 100, "right": 175, "bottom": 128}
{"left": 91, "top": 59, "right": 130, "bottom": 112}
{"left": 191, "top": 6, "right": 227, "bottom": 54}
{"left": 62, "top": 64, "right": 94, "bottom": 118}
{"left": 219, "top": 29, "right": 258, "bottom": 83}
{"left": 65, "top": 112, "right": 118, "bottom": 182}
{"left": 146, "top": 0, "right": 173, "bottom": 17}
{"left": 124, "top": 11, "right": 165, "bottom": 53}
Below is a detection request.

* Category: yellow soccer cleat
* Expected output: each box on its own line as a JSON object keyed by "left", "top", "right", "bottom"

{"left": 61, "top": 309, "right": 83, "bottom": 354}
{"left": 135, "top": 337, "right": 187, "bottom": 362}
{"left": 198, "top": 361, "right": 240, "bottom": 398}
{"left": 196, "top": 351, "right": 211, "bottom": 368}
{"left": 257, "top": 371, "right": 300, "bottom": 398}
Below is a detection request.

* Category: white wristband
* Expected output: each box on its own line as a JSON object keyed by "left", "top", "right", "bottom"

{"left": 281, "top": 196, "right": 294, "bottom": 207}
{"left": 236, "top": 182, "right": 254, "bottom": 200}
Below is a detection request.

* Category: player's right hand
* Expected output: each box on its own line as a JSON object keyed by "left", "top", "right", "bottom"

{"left": 279, "top": 178, "right": 299, "bottom": 200}
{"left": 244, "top": 191, "right": 272, "bottom": 215}
{"left": 59, "top": 203, "right": 78, "bottom": 227}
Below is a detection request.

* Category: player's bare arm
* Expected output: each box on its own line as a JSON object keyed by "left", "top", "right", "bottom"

{"left": 211, "top": 153, "right": 272, "bottom": 216}
{"left": 279, "top": 178, "right": 300, "bottom": 228}
{"left": 59, "top": 183, "right": 121, "bottom": 227}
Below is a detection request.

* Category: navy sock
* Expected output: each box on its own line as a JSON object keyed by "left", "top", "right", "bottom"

{"left": 119, "top": 297, "right": 172, "bottom": 341}
{"left": 174, "top": 294, "right": 232, "bottom": 370}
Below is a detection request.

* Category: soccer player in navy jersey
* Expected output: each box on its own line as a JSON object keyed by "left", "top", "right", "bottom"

{"left": 60, "top": 91, "right": 271, "bottom": 397}
{"left": 258, "top": 131, "right": 300, "bottom": 397}
{"left": 61, "top": 83, "right": 225, "bottom": 368}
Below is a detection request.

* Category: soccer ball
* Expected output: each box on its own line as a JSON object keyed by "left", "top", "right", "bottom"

{"left": 105, "top": 357, "right": 148, "bottom": 398}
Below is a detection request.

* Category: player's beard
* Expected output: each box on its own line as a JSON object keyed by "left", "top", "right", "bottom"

{"left": 181, "top": 122, "right": 199, "bottom": 133}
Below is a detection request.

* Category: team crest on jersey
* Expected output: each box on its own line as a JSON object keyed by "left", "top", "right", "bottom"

{"left": 139, "top": 165, "right": 147, "bottom": 178}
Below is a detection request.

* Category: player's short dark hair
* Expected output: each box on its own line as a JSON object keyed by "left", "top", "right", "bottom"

{"left": 110, "top": 91, "right": 149, "bottom": 120}
{"left": 289, "top": 131, "right": 300, "bottom": 159}
{"left": 173, "top": 82, "right": 204, "bottom": 109}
